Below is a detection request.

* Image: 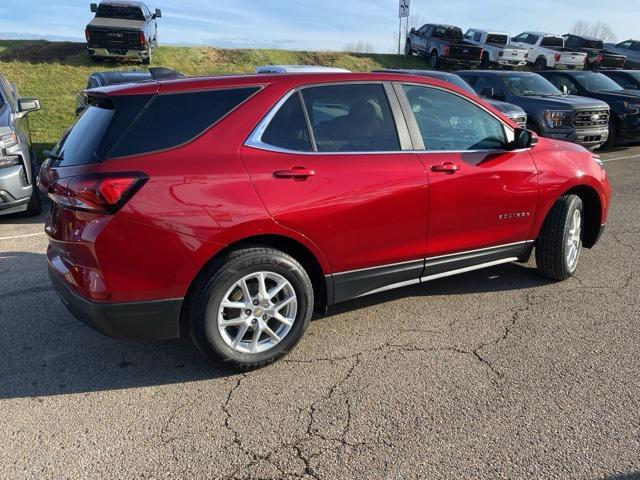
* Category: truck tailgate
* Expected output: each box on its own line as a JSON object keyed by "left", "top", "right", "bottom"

{"left": 502, "top": 48, "right": 527, "bottom": 61}
{"left": 559, "top": 51, "right": 587, "bottom": 66}
{"left": 448, "top": 43, "right": 483, "bottom": 60}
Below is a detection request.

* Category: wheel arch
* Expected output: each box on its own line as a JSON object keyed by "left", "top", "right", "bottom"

{"left": 182, "top": 234, "right": 330, "bottom": 330}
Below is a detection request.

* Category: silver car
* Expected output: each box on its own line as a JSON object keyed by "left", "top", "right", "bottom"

{"left": 0, "top": 74, "right": 41, "bottom": 216}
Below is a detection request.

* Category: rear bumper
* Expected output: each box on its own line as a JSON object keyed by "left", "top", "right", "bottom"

{"left": 49, "top": 267, "right": 182, "bottom": 341}
{"left": 88, "top": 47, "right": 149, "bottom": 60}
{"left": 497, "top": 59, "right": 527, "bottom": 66}
{"left": 441, "top": 57, "right": 481, "bottom": 67}
{"left": 553, "top": 64, "right": 585, "bottom": 70}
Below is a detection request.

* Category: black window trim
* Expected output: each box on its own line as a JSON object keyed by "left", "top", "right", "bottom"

{"left": 392, "top": 81, "right": 517, "bottom": 153}
{"left": 245, "top": 81, "right": 413, "bottom": 155}
{"left": 107, "top": 85, "right": 264, "bottom": 160}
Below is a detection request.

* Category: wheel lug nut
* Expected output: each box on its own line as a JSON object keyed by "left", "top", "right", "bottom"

{"left": 253, "top": 300, "right": 259, "bottom": 306}
{"left": 245, "top": 309, "right": 251, "bottom": 316}
{"left": 263, "top": 302, "right": 269, "bottom": 308}
{"left": 262, "top": 315, "right": 268, "bottom": 320}
{"left": 251, "top": 319, "right": 257, "bottom": 325}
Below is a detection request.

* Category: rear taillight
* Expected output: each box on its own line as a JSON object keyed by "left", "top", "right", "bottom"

{"left": 596, "top": 54, "right": 604, "bottom": 63}
{"left": 85, "top": 28, "right": 92, "bottom": 43}
{"left": 554, "top": 52, "right": 561, "bottom": 62}
{"left": 479, "top": 48, "right": 484, "bottom": 59}
{"left": 443, "top": 46, "right": 450, "bottom": 57}
{"left": 139, "top": 31, "right": 146, "bottom": 46}
{"left": 48, "top": 172, "right": 147, "bottom": 214}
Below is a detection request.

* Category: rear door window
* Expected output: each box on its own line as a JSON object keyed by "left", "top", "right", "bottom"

{"left": 261, "top": 93, "right": 312, "bottom": 151}
{"left": 109, "top": 87, "right": 260, "bottom": 158}
{"left": 300, "top": 84, "right": 400, "bottom": 152}
{"left": 55, "top": 106, "right": 115, "bottom": 166}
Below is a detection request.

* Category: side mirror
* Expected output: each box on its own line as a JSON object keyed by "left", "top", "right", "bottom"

{"left": 410, "top": 28, "right": 416, "bottom": 34}
{"left": 154, "top": 9, "right": 162, "bottom": 18}
{"left": 512, "top": 128, "right": 537, "bottom": 150}
{"left": 18, "top": 98, "right": 41, "bottom": 116}
{"left": 481, "top": 87, "right": 495, "bottom": 98}
{"left": 562, "top": 85, "right": 569, "bottom": 95}
{"left": 90, "top": 3, "right": 98, "bottom": 12}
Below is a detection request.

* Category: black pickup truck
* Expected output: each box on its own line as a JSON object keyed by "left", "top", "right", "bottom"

{"left": 405, "top": 24, "right": 483, "bottom": 69}
{"left": 85, "top": 1, "right": 162, "bottom": 64}
{"left": 563, "top": 34, "right": 627, "bottom": 70}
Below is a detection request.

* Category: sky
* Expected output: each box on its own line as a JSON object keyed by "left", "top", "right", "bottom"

{"left": 0, "top": 0, "right": 638, "bottom": 52}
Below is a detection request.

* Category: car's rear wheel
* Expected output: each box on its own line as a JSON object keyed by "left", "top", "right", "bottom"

{"left": 429, "top": 51, "right": 439, "bottom": 69}
{"left": 535, "top": 194, "right": 584, "bottom": 281}
{"left": 534, "top": 57, "right": 547, "bottom": 70}
{"left": 187, "top": 247, "right": 314, "bottom": 369}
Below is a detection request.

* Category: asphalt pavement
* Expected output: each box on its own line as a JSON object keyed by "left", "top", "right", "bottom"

{"left": 1, "top": 148, "right": 639, "bottom": 480}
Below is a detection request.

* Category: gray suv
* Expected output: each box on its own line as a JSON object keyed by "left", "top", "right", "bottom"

{"left": 0, "top": 74, "right": 41, "bottom": 216}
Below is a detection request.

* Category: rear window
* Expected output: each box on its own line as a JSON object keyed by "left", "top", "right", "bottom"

{"left": 109, "top": 87, "right": 259, "bottom": 158}
{"left": 54, "top": 87, "right": 259, "bottom": 165}
{"left": 583, "top": 39, "right": 604, "bottom": 49}
{"left": 486, "top": 34, "right": 508, "bottom": 45}
{"left": 541, "top": 36, "right": 564, "bottom": 48}
{"left": 96, "top": 5, "right": 145, "bottom": 21}
{"left": 433, "top": 27, "right": 463, "bottom": 41}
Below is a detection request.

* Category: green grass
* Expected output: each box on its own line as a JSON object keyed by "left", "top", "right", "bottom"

{"left": 0, "top": 40, "right": 428, "bottom": 159}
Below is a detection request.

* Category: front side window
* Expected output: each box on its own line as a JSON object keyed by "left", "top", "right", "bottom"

{"left": 301, "top": 84, "right": 400, "bottom": 152}
{"left": 402, "top": 85, "right": 507, "bottom": 151}
{"left": 541, "top": 36, "right": 563, "bottom": 48}
{"left": 474, "top": 76, "right": 503, "bottom": 97}
{"left": 548, "top": 74, "right": 580, "bottom": 95}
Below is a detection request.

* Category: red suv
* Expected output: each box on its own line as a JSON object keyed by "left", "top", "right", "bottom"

{"left": 40, "top": 72, "right": 611, "bottom": 368}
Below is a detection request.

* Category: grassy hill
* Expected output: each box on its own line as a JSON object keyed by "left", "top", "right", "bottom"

{"left": 0, "top": 40, "right": 427, "bottom": 159}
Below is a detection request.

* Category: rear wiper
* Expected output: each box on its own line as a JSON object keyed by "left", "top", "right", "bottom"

{"left": 43, "top": 150, "right": 63, "bottom": 161}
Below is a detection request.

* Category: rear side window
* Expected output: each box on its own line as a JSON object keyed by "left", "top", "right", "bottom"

{"left": 55, "top": 106, "right": 115, "bottom": 166}
{"left": 109, "top": 87, "right": 259, "bottom": 158}
{"left": 301, "top": 84, "right": 400, "bottom": 152}
{"left": 541, "top": 36, "right": 564, "bottom": 48}
{"left": 262, "top": 94, "right": 312, "bottom": 151}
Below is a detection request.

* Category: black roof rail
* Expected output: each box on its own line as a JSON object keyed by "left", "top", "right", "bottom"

{"left": 148, "top": 67, "right": 185, "bottom": 80}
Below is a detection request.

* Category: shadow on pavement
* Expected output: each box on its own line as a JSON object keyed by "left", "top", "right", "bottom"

{"left": 0, "top": 252, "right": 549, "bottom": 400}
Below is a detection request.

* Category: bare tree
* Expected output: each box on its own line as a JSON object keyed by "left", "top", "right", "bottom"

{"left": 570, "top": 21, "right": 617, "bottom": 42}
{"left": 408, "top": 14, "right": 426, "bottom": 31}
{"left": 343, "top": 41, "right": 375, "bottom": 54}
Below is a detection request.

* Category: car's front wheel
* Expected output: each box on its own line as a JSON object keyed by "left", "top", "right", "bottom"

{"left": 188, "top": 247, "right": 314, "bottom": 369}
{"left": 535, "top": 194, "right": 584, "bottom": 281}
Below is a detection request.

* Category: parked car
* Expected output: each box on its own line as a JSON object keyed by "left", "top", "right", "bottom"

{"left": 376, "top": 69, "right": 527, "bottom": 127}
{"left": 601, "top": 70, "right": 640, "bottom": 90}
{"left": 603, "top": 40, "right": 640, "bottom": 69}
{"left": 510, "top": 32, "right": 587, "bottom": 70}
{"left": 39, "top": 72, "right": 611, "bottom": 368}
{"left": 463, "top": 29, "right": 528, "bottom": 69}
{"left": 85, "top": 1, "right": 162, "bottom": 64}
{"left": 538, "top": 70, "right": 640, "bottom": 149}
{"left": 562, "top": 34, "right": 626, "bottom": 70}
{"left": 75, "top": 67, "right": 183, "bottom": 114}
{"left": 255, "top": 65, "right": 351, "bottom": 74}
{"left": 0, "top": 73, "right": 41, "bottom": 217}
{"left": 405, "top": 24, "right": 484, "bottom": 69}
{"left": 457, "top": 70, "right": 610, "bottom": 151}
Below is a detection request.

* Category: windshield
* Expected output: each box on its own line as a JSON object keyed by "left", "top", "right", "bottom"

{"left": 501, "top": 74, "right": 562, "bottom": 96}
{"left": 486, "top": 34, "right": 508, "bottom": 45}
{"left": 96, "top": 5, "right": 145, "bottom": 20}
{"left": 572, "top": 72, "right": 623, "bottom": 92}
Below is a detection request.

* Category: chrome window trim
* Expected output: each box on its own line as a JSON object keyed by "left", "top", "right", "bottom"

{"left": 244, "top": 80, "right": 524, "bottom": 156}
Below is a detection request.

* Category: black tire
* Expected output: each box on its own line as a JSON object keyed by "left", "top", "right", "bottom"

{"left": 89, "top": 54, "right": 101, "bottom": 63}
{"left": 404, "top": 40, "right": 412, "bottom": 57}
{"left": 535, "top": 195, "right": 584, "bottom": 281}
{"left": 534, "top": 57, "right": 547, "bottom": 70}
{"left": 23, "top": 158, "right": 42, "bottom": 217}
{"left": 601, "top": 117, "right": 619, "bottom": 150}
{"left": 480, "top": 52, "right": 490, "bottom": 69}
{"left": 429, "top": 51, "right": 439, "bottom": 69}
{"left": 187, "top": 247, "right": 314, "bottom": 369}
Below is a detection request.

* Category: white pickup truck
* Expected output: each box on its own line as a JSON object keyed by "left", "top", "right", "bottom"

{"left": 511, "top": 32, "right": 587, "bottom": 70}
{"left": 464, "top": 29, "right": 528, "bottom": 68}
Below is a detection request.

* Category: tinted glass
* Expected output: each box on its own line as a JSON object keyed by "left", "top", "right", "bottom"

{"left": 262, "top": 94, "right": 312, "bottom": 151}
{"left": 110, "top": 87, "right": 259, "bottom": 158}
{"left": 487, "top": 34, "right": 508, "bottom": 45}
{"left": 474, "top": 77, "right": 502, "bottom": 96}
{"left": 548, "top": 74, "right": 580, "bottom": 94}
{"left": 541, "top": 36, "right": 564, "bottom": 48}
{"left": 55, "top": 106, "right": 114, "bottom": 166}
{"left": 501, "top": 74, "right": 562, "bottom": 96}
{"left": 96, "top": 5, "right": 145, "bottom": 20}
{"left": 606, "top": 73, "right": 634, "bottom": 89}
{"left": 301, "top": 84, "right": 400, "bottom": 152}
{"left": 571, "top": 72, "right": 623, "bottom": 92}
{"left": 403, "top": 85, "right": 506, "bottom": 151}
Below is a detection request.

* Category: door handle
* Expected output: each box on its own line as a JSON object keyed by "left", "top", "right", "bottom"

{"left": 431, "top": 162, "right": 460, "bottom": 173}
{"left": 273, "top": 166, "right": 316, "bottom": 179}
